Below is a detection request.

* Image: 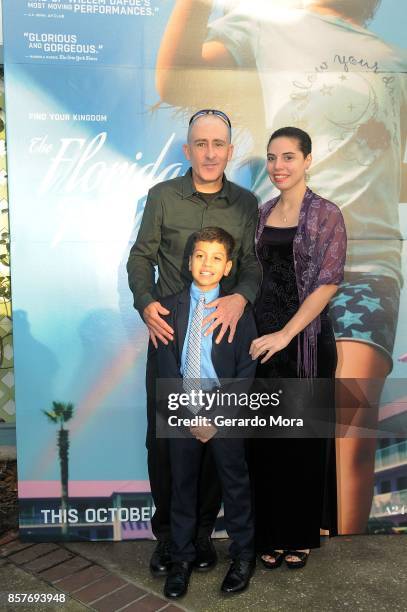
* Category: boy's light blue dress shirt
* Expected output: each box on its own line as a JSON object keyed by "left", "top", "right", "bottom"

{"left": 181, "top": 282, "right": 220, "bottom": 389}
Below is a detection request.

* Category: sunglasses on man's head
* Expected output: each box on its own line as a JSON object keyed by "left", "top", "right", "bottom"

{"left": 188, "top": 109, "right": 232, "bottom": 129}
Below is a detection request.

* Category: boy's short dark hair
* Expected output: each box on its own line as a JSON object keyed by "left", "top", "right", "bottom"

{"left": 192, "top": 227, "right": 235, "bottom": 259}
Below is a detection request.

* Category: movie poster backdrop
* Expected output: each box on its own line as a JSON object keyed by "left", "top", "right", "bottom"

{"left": 2, "top": 0, "right": 406, "bottom": 539}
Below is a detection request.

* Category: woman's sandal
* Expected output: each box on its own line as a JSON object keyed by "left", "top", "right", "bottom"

{"left": 284, "top": 550, "right": 310, "bottom": 569}
{"left": 260, "top": 550, "right": 285, "bottom": 570}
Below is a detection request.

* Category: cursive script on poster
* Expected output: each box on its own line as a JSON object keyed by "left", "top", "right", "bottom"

{"left": 37, "top": 132, "right": 182, "bottom": 195}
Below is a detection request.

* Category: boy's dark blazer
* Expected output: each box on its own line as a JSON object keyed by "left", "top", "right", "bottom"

{"left": 155, "top": 288, "right": 258, "bottom": 432}
{"left": 156, "top": 288, "right": 258, "bottom": 382}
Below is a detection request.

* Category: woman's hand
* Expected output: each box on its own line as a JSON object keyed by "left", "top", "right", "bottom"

{"left": 250, "top": 330, "right": 292, "bottom": 363}
{"left": 250, "top": 285, "right": 338, "bottom": 364}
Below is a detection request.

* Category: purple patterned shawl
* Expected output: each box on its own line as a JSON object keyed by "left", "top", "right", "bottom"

{"left": 256, "top": 187, "right": 347, "bottom": 377}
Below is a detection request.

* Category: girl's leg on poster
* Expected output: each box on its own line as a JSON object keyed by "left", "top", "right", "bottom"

{"left": 335, "top": 340, "right": 390, "bottom": 534}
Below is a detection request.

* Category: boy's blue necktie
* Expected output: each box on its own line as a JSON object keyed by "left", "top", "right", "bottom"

{"left": 183, "top": 293, "right": 205, "bottom": 414}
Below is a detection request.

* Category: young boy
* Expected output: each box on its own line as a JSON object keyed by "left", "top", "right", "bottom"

{"left": 156, "top": 227, "right": 257, "bottom": 598}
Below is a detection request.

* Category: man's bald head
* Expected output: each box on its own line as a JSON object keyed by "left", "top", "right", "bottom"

{"left": 183, "top": 111, "right": 234, "bottom": 193}
{"left": 187, "top": 113, "right": 232, "bottom": 144}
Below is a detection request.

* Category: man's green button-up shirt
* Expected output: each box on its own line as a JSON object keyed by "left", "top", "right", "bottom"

{"left": 127, "top": 169, "right": 261, "bottom": 317}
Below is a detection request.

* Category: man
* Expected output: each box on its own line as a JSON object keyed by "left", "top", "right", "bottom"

{"left": 127, "top": 109, "right": 260, "bottom": 575}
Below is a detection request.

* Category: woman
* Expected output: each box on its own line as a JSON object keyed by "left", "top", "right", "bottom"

{"left": 249, "top": 126, "right": 346, "bottom": 568}
{"left": 156, "top": 0, "right": 405, "bottom": 534}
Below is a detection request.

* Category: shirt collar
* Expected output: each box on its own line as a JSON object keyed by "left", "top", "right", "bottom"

{"left": 190, "top": 282, "right": 220, "bottom": 303}
{"left": 181, "top": 168, "right": 231, "bottom": 201}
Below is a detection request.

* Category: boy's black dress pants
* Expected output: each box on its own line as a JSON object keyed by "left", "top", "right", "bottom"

{"left": 169, "top": 436, "right": 254, "bottom": 562}
{"left": 146, "top": 343, "right": 222, "bottom": 542}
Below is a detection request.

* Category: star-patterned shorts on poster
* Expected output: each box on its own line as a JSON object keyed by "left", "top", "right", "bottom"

{"left": 330, "top": 273, "right": 400, "bottom": 370}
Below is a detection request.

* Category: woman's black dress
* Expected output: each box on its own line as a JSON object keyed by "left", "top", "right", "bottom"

{"left": 250, "top": 225, "right": 338, "bottom": 551}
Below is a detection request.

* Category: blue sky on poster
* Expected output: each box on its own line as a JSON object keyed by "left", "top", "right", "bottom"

{"left": 5, "top": 66, "right": 149, "bottom": 480}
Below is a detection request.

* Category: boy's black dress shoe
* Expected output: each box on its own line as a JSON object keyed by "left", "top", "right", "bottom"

{"left": 221, "top": 557, "right": 255, "bottom": 594}
{"left": 193, "top": 536, "right": 217, "bottom": 571}
{"left": 150, "top": 541, "right": 171, "bottom": 577}
{"left": 164, "top": 561, "right": 193, "bottom": 599}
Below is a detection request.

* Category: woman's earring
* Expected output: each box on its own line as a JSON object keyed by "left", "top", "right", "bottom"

{"left": 305, "top": 172, "right": 310, "bottom": 182}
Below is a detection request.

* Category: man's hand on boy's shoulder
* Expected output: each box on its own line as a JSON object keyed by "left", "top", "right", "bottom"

{"left": 203, "top": 293, "right": 247, "bottom": 344}
{"left": 143, "top": 301, "right": 174, "bottom": 348}
{"left": 190, "top": 424, "right": 217, "bottom": 443}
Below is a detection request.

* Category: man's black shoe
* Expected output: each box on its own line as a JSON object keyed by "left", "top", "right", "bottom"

{"left": 221, "top": 557, "right": 255, "bottom": 594}
{"left": 164, "top": 561, "right": 193, "bottom": 599}
{"left": 193, "top": 536, "right": 217, "bottom": 571}
{"left": 150, "top": 541, "right": 171, "bottom": 577}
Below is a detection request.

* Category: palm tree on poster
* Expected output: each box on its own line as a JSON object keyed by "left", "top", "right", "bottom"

{"left": 43, "top": 401, "right": 74, "bottom": 538}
